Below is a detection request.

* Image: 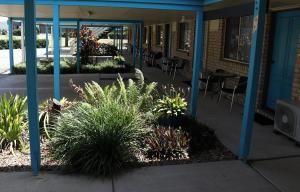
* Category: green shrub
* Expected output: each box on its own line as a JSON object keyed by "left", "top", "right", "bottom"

{"left": 0, "top": 94, "right": 27, "bottom": 152}
{"left": 12, "top": 60, "right": 76, "bottom": 74}
{"left": 81, "top": 59, "right": 131, "bottom": 73}
{"left": 0, "top": 39, "right": 46, "bottom": 49}
{"left": 154, "top": 86, "right": 188, "bottom": 117}
{"left": 36, "top": 39, "right": 46, "bottom": 48}
{"left": 144, "top": 127, "right": 190, "bottom": 161}
{"left": 0, "top": 40, "right": 8, "bottom": 49}
{"left": 50, "top": 101, "right": 146, "bottom": 176}
{"left": 98, "top": 43, "right": 118, "bottom": 56}
{"left": 13, "top": 40, "right": 21, "bottom": 49}
{"left": 13, "top": 29, "right": 21, "bottom": 36}
{"left": 75, "top": 69, "right": 157, "bottom": 113}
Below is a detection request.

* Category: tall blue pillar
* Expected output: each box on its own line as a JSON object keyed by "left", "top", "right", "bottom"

{"left": 239, "top": 0, "right": 267, "bottom": 161}
{"left": 7, "top": 18, "right": 14, "bottom": 73}
{"left": 189, "top": 9, "right": 204, "bottom": 117}
{"left": 132, "top": 25, "right": 137, "bottom": 67}
{"left": 24, "top": 0, "right": 40, "bottom": 175}
{"left": 76, "top": 21, "right": 81, "bottom": 73}
{"left": 139, "top": 23, "right": 144, "bottom": 70}
{"left": 53, "top": 4, "right": 61, "bottom": 100}
{"left": 45, "top": 25, "right": 49, "bottom": 59}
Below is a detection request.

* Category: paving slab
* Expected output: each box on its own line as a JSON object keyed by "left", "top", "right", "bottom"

{"left": 252, "top": 157, "right": 300, "bottom": 192}
{"left": 114, "top": 161, "right": 278, "bottom": 192}
{"left": 0, "top": 172, "right": 112, "bottom": 192}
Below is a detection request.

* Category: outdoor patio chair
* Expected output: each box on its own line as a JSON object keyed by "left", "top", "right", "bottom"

{"left": 169, "top": 58, "right": 187, "bottom": 80}
{"left": 199, "top": 71, "right": 213, "bottom": 97}
{"left": 218, "top": 76, "right": 248, "bottom": 112}
{"left": 199, "top": 69, "right": 225, "bottom": 97}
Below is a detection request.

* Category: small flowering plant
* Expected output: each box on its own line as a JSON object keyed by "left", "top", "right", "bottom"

{"left": 154, "top": 85, "right": 189, "bottom": 117}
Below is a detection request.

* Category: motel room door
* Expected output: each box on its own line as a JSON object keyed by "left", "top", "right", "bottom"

{"left": 266, "top": 11, "right": 300, "bottom": 109}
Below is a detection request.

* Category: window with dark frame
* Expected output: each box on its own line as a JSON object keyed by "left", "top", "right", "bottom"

{"left": 155, "top": 25, "right": 163, "bottom": 46}
{"left": 224, "top": 15, "right": 253, "bottom": 63}
{"left": 178, "top": 22, "right": 191, "bottom": 51}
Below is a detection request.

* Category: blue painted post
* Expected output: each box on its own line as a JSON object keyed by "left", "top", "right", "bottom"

{"left": 139, "top": 23, "right": 144, "bottom": 70}
{"left": 189, "top": 9, "right": 204, "bottom": 117}
{"left": 239, "top": 0, "right": 267, "bottom": 161}
{"left": 76, "top": 21, "right": 81, "bottom": 73}
{"left": 132, "top": 25, "right": 137, "bottom": 67}
{"left": 53, "top": 4, "right": 61, "bottom": 100}
{"left": 24, "top": 0, "right": 40, "bottom": 175}
{"left": 7, "top": 18, "right": 14, "bottom": 73}
{"left": 45, "top": 25, "right": 49, "bottom": 58}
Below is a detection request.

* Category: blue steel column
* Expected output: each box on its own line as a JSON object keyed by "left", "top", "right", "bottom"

{"left": 76, "top": 21, "right": 81, "bottom": 73}
{"left": 53, "top": 4, "right": 61, "bottom": 100}
{"left": 7, "top": 18, "right": 14, "bottom": 73}
{"left": 132, "top": 25, "right": 137, "bottom": 67}
{"left": 45, "top": 25, "right": 49, "bottom": 59}
{"left": 24, "top": 0, "right": 40, "bottom": 174}
{"left": 239, "top": 0, "right": 267, "bottom": 160}
{"left": 139, "top": 23, "right": 144, "bottom": 70}
{"left": 189, "top": 8, "right": 204, "bottom": 117}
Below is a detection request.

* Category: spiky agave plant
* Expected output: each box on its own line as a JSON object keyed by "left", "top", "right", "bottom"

{"left": 0, "top": 94, "right": 27, "bottom": 154}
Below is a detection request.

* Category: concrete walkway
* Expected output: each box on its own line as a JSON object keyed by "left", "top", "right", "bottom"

{"left": 0, "top": 161, "right": 278, "bottom": 192}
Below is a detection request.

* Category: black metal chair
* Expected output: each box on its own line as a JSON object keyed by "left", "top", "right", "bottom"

{"left": 218, "top": 76, "right": 248, "bottom": 112}
{"left": 199, "top": 69, "right": 225, "bottom": 97}
{"left": 170, "top": 58, "right": 187, "bottom": 80}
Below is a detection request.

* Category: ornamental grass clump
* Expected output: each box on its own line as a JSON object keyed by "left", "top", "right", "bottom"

{"left": 50, "top": 101, "right": 146, "bottom": 176}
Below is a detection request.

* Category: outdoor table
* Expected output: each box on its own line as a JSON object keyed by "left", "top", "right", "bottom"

{"left": 210, "top": 71, "right": 237, "bottom": 98}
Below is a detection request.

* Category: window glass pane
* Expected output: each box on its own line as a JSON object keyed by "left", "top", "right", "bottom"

{"left": 238, "top": 15, "right": 253, "bottom": 63}
{"left": 224, "top": 17, "right": 240, "bottom": 60}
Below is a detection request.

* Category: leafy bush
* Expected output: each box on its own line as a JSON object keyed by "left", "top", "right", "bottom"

{"left": 81, "top": 59, "right": 131, "bottom": 74}
{"left": 36, "top": 39, "right": 46, "bottom": 48}
{"left": 0, "top": 94, "right": 27, "bottom": 153}
{"left": 98, "top": 43, "right": 118, "bottom": 56}
{"left": 114, "top": 55, "right": 125, "bottom": 64}
{"left": 154, "top": 86, "right": 188, "bottom": 117}
{"left": 144, "top": 127, "right": 190, "bottom": 161}
{"left": 0, "top": 40, "right": 9, "bottom": 50}
{"left": 12, "top": 60, "right": 76, "bottom": 74}
{"left": 50, "top": 101, "right": 146, "bottom": 176}
{"left": 73, "top": 69, "right": 157, "bottom": 113}
{"left": 0, "top": 39, "right": 45, "bottom": 50}
{"left": 13, "top": 29, "right": 21, "bottom": 36}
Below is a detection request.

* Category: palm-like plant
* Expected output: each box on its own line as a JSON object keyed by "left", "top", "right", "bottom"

{"left": 0, "top": 94, "right": 27, "bottom": 153}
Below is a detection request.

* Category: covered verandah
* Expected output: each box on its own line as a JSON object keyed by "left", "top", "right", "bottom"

{"left": 0, "top": 0, "right": 268, "bottom": 174}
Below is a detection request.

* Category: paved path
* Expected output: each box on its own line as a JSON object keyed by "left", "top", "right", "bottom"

{"left": 0, "top": 161, "right": 278, "bottom": 192}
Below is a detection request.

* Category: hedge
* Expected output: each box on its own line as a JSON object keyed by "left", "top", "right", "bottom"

{"left": 0, "top": 39, "right": 47, "bottom": 49}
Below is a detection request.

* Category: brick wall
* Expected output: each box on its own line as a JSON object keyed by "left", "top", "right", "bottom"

{"left": 141, "top": 13, "right": 300, "bottom": 111}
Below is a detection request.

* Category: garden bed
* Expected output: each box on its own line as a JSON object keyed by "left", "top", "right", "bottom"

{"left": 0, "top": 71, "right": 235, "bottom": 176}
{"left": 0, "top": 117, "right": 235, "bottom": 172}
